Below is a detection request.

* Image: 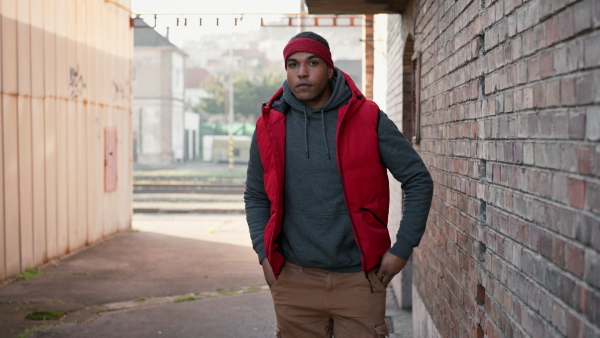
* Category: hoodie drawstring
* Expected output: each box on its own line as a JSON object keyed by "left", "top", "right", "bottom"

{"left": 303, "top": 107, "right": 309, "bottom": 159}
{"left": 303, "top": 107, "right": 332, "bottom": 160}
{"left": 321, "top": 109, "right": 331, "bottom": 160}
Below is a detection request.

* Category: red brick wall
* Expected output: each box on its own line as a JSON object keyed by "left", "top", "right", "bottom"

{"left": 388, "top": 0, "right": 600, "bottom": 336}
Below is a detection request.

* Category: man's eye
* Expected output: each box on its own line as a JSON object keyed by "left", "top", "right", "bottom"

{"left": 288, "top": 63, "right": 297, "bottom": 68}
{"left": 309, "top": 61, "right": 318, "bottom": 66}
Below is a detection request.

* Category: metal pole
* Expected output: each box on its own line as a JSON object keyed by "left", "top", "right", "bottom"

{"left": 228, "top": 37, "right": 235, "bottom": 170}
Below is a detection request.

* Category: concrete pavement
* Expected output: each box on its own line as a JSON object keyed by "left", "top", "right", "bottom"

{"left": 0, "top": 213, "right": 413, "bottom": 338}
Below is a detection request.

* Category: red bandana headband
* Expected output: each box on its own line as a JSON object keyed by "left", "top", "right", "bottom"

{"left": 283, "top": 38, "right": 334, "bottom": 69}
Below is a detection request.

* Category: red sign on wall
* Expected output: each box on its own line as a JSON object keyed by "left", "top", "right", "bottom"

{"left": 105, "top": 128, "right": 118, "bottom": 192}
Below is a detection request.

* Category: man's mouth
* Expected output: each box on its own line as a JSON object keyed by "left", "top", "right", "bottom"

{"left": 296, "top": 82, "right": 311, "bottom": 89}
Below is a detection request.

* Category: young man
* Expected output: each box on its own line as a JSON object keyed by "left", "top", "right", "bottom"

{"left": 244, "top": 31, "right": 433, "bottom": 337}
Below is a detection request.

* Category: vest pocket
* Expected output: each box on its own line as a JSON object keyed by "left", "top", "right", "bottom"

{"left": 360, "top": 207, "right": 387, "bottom": 227}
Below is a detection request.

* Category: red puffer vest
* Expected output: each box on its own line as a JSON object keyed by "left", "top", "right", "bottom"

{"left": 257, "top": 72, "right": 390, "bottom": 277}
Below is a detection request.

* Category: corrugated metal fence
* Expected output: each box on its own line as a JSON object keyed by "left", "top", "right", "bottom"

{"left": 0, "top": 0, "right": 133, "bottom": 281}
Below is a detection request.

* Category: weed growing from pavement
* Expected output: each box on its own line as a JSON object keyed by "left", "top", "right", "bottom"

{"left": 26, "top": 311, "right": 67, "bottom": 320}
{"left": 17, "top": 324, "right": 54, "bottom": 338}
{"left": 16, "top": 268, "right": 42, "bottom": 281}
{"left": 242, "top": 288, "right": 261, "bottom": 293}
{"left": 133, "top": 296, "right": 155, "bottom": 302}
{"left": 174, "top": 296, "right": 199, "bottom": 303}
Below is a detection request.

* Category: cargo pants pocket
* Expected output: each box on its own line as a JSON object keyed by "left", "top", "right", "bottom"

{"left": 373, "top": 320, "right": 389, "bottom": 337}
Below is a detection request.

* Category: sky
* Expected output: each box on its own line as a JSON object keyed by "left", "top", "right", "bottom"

{"left": 132, "top": 0, "right": 303, "bottom": 15}
{"left": 131, "top": 0, "right": 306, "bottom": 45}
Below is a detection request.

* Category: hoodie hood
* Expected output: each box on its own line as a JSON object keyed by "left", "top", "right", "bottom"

{"left": 276, "top": 68, "right": 352, "bottom": 159}
{"left": 282, "top": 67, "right": 351, "bottom": 114}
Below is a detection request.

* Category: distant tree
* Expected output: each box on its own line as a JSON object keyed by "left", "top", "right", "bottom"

{"left": 198, "top": 77, "right": 226, "bottom": 116}
{"left": 197, "top": 71, "right": 284, "bottom": 122}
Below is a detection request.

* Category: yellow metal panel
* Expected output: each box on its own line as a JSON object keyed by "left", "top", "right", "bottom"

{"left": 17, "top": 0, "right": 31, "bottom": 96}
{"left": 3, "top": 94, "right": 20, "bottom": 276}
{"left": 0, "top": 95, "right": 4, "bottom": 280}
{"left": 44, "top": 97, "right": 57, "bottom": 260}
{"left": 31, "top": 97, "right": 46, "bottom": 265}
{"left": 97, "top": 105, "right": 106, "bottom": 237}
{"left": 76, "top": 100, "right": 87, "bottom": 247}
{"left": 76, "top": 0, "right": 88, "bottom": 102}
{"left": 43, "top": 0, "right": 56, "bottom": 98}
{"left": 2, "top": 0, "right": 18, "bottom": 94}
{"left": 17, "top": 96, "right": 33, "bottom": 269}
{"left": 0, "top": 1, "right": 4, "bottom": 281}
{"left": 55, "top": 99, "right": 68, "bottom": 255}
{"left": 30, "top": 0, "right": 44, "bottom": 98}
{"left": 67, "top": 100, "right": 77, "bottom": 251}
{"left": 55, "top": 0, "right": 67, "bottom": 100}
{"left": 86, "top": 104, "right": 98, "bottom": 243}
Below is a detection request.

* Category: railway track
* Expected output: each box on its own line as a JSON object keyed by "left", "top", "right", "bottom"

{"left": 133, "top": 183, "right": 245, "bottom": 194}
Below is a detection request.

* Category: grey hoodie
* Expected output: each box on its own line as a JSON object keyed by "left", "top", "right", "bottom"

{"left": 245, "top": 68, "right": 433, "bottom": 273}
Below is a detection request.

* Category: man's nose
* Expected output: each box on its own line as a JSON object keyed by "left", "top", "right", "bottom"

{"left": 297, "top": 64, "right": 308, "bottom": 77}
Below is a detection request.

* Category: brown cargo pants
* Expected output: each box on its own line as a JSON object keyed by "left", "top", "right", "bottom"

{"left": 270, "top": 262, "right": 389, "bottom": 338}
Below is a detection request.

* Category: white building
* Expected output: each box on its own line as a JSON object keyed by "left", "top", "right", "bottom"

{"left": 133, "top": 18, "right": 199, "bottom": 165}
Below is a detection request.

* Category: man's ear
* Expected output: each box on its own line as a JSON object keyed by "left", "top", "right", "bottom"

{"left": 328, "top": 66, "right": 334, "bottom": 79}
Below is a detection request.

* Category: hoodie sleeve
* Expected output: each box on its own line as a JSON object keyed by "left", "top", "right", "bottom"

{"left": 377, "top": 110, "right": 434, "bottom": 260}
{"left": 244, "top": 131, "right": 272, "bottom": 263}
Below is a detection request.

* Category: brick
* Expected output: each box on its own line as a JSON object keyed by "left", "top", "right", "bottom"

{"left": 578, "top": 145, "right": 594, "bottom": 175}
{"left": 574, "top": 0, "right": 593, "bottom": 34}
{"left": 547, "top": 143, "right": 562, "bottom": 169}
{"left": 560, "top": 78, "right": 576, "bottom": 106}
{"left": 514, "top": 88, "right": 524, "bottom": 111}
{"left": 553, "top": 301, "right": 567, "bottom": 336}
{"left": 546, "top": 16, "right": 559, "bottom": 46}
{"left": 523, "top": 142, "right": 534, "bottom": 165}
{"left": 558, "top": 7, "right": 575, "bottom": 41}
{"left": 529, "top": 224, "right": 540, "bottom": 250}
{"left": 586, "top": 181, "right": 600, "bottom": 214}
{"left": 585, "top": 249, "right": 600, "bottom": 289}
{"left": 560, "top": 144, "right": 578, "bottom": 172}
{"left": 539, "top": 51, "right": 554, "bottom": 79}
{"left": 595, "top": 0, "right": 600, "bottom": 27}
{"left": 546, "top": 79, "right": 560, "bottom": 107}
{"left": 592, "top": 216, "right": 600, "bottom": 251}
{"left": 568, "top": 178, "right": 586, "bottom": 209}
{"left": 595, "top": 69, "right": 600, "bottom": 103}
{"left": 534, "top": 142, "right": 547, "bottom": 167}
{"left": 569, "top": 109, "right": 586, "bottom": 140}
{"left": 576, "top": 74, "right": 594, "bottom": 105}
{"left": 516, "top": 59, "right": 528, "bottom": 85}
{"left": 552, "top": 236, "right": 566, "bottom": 269}
{"left": 566, "top": 311, "right": 584, "bottom": 338}
{"left": 533, "top": 83, "right": 545, "bottom": 108}
{"left": 553, "top": 112, "right": 569, "bottom": 139}
{"left": 533, "top": 22, "right": 546, "bottom": 51}
{"left": 584, "top": 34, "right": 600, "bottom": 69}
{"left": 552, "top": 173, "right": 569, "bottom": 203}
{"left": 522, "top": 29, "right": 535, "bottom": 56}
{"left": 586, "top": 106, "right": 600, "bottom": 141}
{"left": 566, "top": 243, "right": 585, "bottom": 278}
{"left": 504, "top": 89, "right": 514, "bottom": 112}
{"left": 523, "top": 86, "right": 534, "bottom": 109}
{"left": 553, "top": 45, "right": 568, "bottom": 75}
{"left": 527, "top": 56, "right": 540, "bottom": 82}
{"left": 567, "top": 39, "right": 584, "bottom": 72}
{"left": 539, "top": 230, "right": 553, "bottom": 259}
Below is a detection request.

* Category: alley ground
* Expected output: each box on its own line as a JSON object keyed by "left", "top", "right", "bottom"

{"left": 0, "top": 212, "right": 413, "bottom": 337}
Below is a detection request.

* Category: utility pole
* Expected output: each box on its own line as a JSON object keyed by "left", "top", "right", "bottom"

{"left": 227, "top": 36, "right": 235, "bottom": 170}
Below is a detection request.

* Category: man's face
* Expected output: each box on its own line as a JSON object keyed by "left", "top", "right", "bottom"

{"left": 286, "top": 52, "right": 334, "bottom": 109}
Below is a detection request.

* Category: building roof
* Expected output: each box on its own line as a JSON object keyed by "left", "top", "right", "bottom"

{"left": 186, "top": 68, "right": 217, "bottom": 88}
{"left": 133, "top": 17, "right": 187, "bottom": 55}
